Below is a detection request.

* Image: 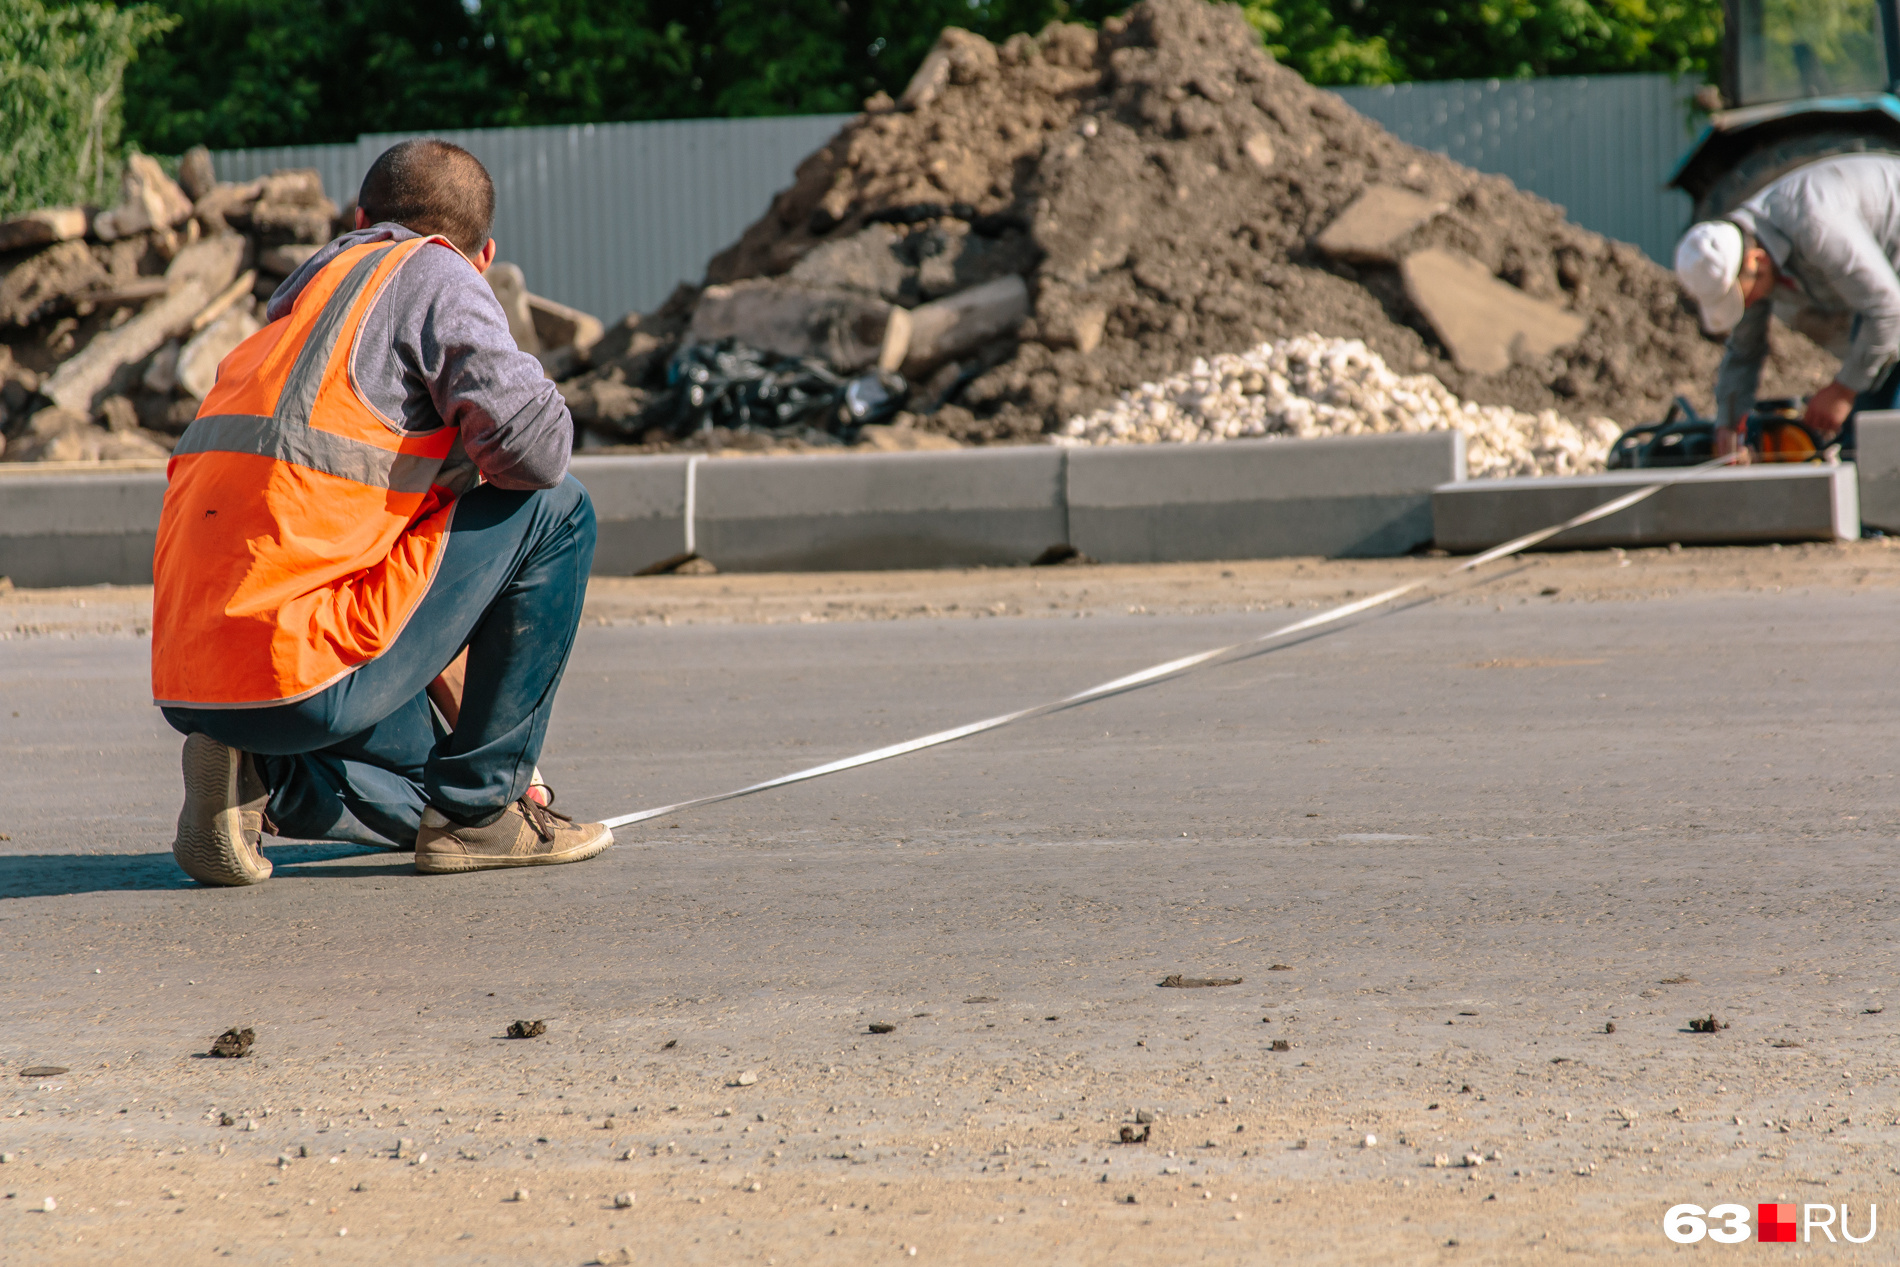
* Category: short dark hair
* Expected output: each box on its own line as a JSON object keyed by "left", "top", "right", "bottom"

{"left": 357, "top": 139, "right": 494, "bottom": 255}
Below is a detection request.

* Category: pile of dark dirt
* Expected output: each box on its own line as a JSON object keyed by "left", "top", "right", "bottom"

{"left": 574, "top": 0, "right": 1830, "bottom": 447}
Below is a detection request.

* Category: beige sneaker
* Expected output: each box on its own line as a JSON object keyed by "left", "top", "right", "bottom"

{"left": 414, "top": 797, "right": 612, "bottom": 874}
{"left": 172, "top": 733, "right": 273, "bottom": 886}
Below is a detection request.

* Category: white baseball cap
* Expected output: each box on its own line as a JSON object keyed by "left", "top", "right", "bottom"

{"left": 1674, "top": 220, "right": 1747, "bottom": 335}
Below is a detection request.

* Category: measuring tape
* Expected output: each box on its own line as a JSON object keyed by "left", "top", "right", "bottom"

{"left": 602, "top": 456, "right": 1735, "bottom": 830}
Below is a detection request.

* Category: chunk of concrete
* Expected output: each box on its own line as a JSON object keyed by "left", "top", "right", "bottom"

{"left": 1852, "top": 410, "right": 1900, "bottom": 531}
{"left": 485, "top": 262, "right": 541, "bottom": 354}
{"left": 177, "top": 146, "right": 217, "bottom": 202}
{"left": 0, "top": 239, "right": 109, "bottom": 326}
{"left": 177, "top": 305, "right": 263, "bottom": 400}
{"left": 0, "top": 207, "right": 89, "bottom": 253}
{"left": 1432, "top": 464, "right": 1858, "bottom": 552}
{"left": 0, "top": 466, "right": 168, "bottom": 585}
{"left": 900, "top": 275, "right": 1026, "bottom": 374}
{"left": 694, "top": 446, "right": 1065, "bottom": 571}
{"left": 688, "top": 281, "right": 909, "bottom": 372}
{"left": 528, "top": 293, "right": 605, "bottom": 378}
{"left": 1068, "top": 431, "right": 1463, "bottom": 562}
{"left": 92, "top": 154, "right": 195, "bottom": 241}
{"left": 901, "top": 274, "right": 1029, "bottom": 376}
{"left": 1315, "top": 186, "right": 1446, "bottom": 265}
{"left": 258, "top": 243, "right": 320, "bottom": 276}
{"left": 568, "top": 455, "right": 695, "bottom": 574}
{"left": 192, "top": 179, "right": 264, "bottom": 234}
{"left": 1401, "top": 248, "right": 1587, "bottom": 375}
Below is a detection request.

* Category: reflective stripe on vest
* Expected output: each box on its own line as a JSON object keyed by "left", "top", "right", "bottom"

{"left": 151, "top": 236, "right": 472, "bottom": 709}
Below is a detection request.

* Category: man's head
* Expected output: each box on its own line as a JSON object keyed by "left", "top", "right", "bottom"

{"left": 1675, "top": 219, "right": 1776, "bottom": 335}
{"left": 355, "top": 139, "right": 495, "bottom": 264}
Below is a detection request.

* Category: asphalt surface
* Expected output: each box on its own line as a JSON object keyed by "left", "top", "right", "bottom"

{"left": 3, "top": 582, "right": 1898, "bottom": 1261}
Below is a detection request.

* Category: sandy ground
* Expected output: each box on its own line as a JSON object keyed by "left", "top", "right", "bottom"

{"left": 6, "top": 538, "right": 1900, "bottom": 639}
{"left": 4, "top": 546, "right": 1899, "bottom": 1263}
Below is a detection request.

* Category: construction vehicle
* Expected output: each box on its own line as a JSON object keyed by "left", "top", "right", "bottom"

{"left": 1670, "top": 0, "right": 1900, "bottom": 220}
{"left": 1644, "top": 2, "right": 1899, "bottom": 469}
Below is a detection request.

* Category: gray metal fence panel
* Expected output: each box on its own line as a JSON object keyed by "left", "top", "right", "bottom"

{"left": 212, "top": 115, "right": 850, "bottom": 323}
{"left": 211, "top": 74, "right": 1697, "bottom": 321}
{"left": 1333, "top": 75, "right": 1695, "bottom": 264}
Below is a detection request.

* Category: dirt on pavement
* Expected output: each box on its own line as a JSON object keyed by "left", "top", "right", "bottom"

{"left": 10, "top": 540, "right": 1899, "bottom": 640}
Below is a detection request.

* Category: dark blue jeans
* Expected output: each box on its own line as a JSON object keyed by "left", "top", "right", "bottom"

{"left": 163, "top": 476, "right": 597, "bottom": 849}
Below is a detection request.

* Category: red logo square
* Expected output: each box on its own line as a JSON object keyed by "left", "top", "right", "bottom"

{"left": 1759, "top": 1203, "right": 1798, "bottom": 1243}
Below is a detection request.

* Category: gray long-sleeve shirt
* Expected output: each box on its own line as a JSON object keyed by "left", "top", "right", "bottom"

{"left": 267, "top": 224, "right": 571, "bottom": 489}
{"left": 1718, "top": 154, "right": 1900, "bottom": 425}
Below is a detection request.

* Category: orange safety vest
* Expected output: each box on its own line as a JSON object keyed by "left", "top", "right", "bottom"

{"left": 152, "top": 236, "right": 478, "bottom": 708}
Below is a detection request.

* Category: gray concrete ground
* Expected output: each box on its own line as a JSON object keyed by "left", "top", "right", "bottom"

{"left": 2, "top": 558, "right": 1898, "bottom": 1263}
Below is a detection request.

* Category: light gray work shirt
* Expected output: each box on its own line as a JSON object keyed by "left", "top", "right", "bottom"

{"left": 1719, "top": 154, "right": 1900, "bottom": 425}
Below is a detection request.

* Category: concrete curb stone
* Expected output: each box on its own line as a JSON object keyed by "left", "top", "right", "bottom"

{"left": 1432, "top": 463, "right": 1860, "bottom": 552}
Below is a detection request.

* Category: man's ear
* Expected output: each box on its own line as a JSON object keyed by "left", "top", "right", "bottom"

{"left": 471, "top": 237, "right": 496, "bottom": 275}
{"left": 353, "top": 206, "right": 368, "bottom": 231}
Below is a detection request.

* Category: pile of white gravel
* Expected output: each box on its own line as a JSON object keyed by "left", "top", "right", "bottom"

{"left": 1054, "top": 334, "right": 1624, "bottom": 479}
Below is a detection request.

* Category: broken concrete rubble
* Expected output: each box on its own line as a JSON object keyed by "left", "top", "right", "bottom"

{"left": 1401, "top": 248, "right": 1589, "bottom": 376}
{"left": 178, "top": 305, "right": 263, "bottom": 400}
{"left": 1313, "top": 185, "right": 1448, "bottom": 265}
{"left": 486, "top": 262, "right": 541, "bottom": 353}
{"left": 38, "top": 235, "right": 245, "bottom": 417}
{"left": 687, "top": 0, "right": 1833, "bottom": 453}
{"left": 92, "top": 154, "right": 195, "bottom": 243}
{"left": 527, "top": 293, "right": 605, "bottom": 379}
{"left": 687, "top": 282, "right": 908, "bottom": 373}
{"left": 901, "top": 274, "right": 1029, "bottom": 377}
{"left": 0, "top": 154, "right": 357, "bottom": 463}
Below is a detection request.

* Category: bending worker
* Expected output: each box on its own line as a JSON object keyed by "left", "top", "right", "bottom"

{"left": 151, "top": 138, "right": 611, "bottom": 885}
{"left": 1674, "top": 152, "right": 1900, "bottom": 458}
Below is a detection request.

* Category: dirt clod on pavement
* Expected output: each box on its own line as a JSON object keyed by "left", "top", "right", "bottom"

{"left": 1688, "top": 1015, "right": 1728, "bottom": 1033}
{"left": 208, "top": 1027, "right": 253, "bottom": 1058}
{"left": 701, "top": 0, "right": 1833, "bottom": 446}
{"left": 506, "top": 1019, "right": 547, "bottom": 1039}
{"left": 1118, "top": 1124, "right": 1151, "bottom": 1143}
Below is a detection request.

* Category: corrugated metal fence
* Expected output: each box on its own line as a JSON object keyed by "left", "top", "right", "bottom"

{"left": 1334, "top": 75, "right": 1694, "bottom": 269}
{"left": 213, "top": 74, "right": 1695, "bottom": 323}
{"left": 212, "top": 115, "right": 851, "bottom": 327}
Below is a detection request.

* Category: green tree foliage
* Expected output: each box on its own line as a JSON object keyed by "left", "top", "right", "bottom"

{"left": 107, "top": 0, "right": 1725, "bottom": 152}
{"left": 1248, "top": 1, "right": 1723, "bottom": 85}
{"left": 1, "top": 0, "right": 174, "bottom": 216}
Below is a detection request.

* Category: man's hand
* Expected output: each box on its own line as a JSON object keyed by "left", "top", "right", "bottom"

{"left": 1803, "top": 380, "right": 1857, "bottom": 439}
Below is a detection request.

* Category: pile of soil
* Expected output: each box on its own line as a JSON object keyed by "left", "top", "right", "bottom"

{"left": 685, "top": 0, "right": 1833, "bottom": 445}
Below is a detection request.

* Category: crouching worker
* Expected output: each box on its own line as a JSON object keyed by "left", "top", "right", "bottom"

{"left": 152, "top": 139, "right": 611, "bottom": 885}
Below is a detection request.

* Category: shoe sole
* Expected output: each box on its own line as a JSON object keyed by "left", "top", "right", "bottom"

{"left": 415, "top": 824, "right": 614, "bottom": 875}
{"left": 172, "top": 734, "right": 272, "bottom": 887}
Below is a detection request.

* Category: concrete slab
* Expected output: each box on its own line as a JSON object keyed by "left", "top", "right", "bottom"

{"left": 1854, "top": 410, "right": 1900, "bottom": 532}
{"left": 1067, "top": 431, "right": 1463, "bottom": 562}
{"left": 693, "top": 446, "right": 1066, "bottom": 571}
{"left": 1, "top": 433, "right": 1480, "bottom": 588}
{"left": 1400, "top": 247, "right": 1587, "bottom": 375}
{"left": 568, "top": 454, "right": 692, "bottom": 574}
{"left": 1433, "top": 462, "right": 1860, "bottom": 552}
{"left": 1313, "top": 184, "right": 1446, "bottom": 264}
{"left": 0, "top": 465, "right": 167, "bottom": 586}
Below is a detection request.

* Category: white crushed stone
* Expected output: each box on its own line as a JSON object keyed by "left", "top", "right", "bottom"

{"left": 1055, "top": 334, "right": 1623, "bottom": 479}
